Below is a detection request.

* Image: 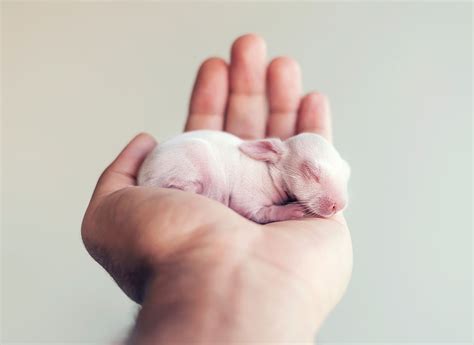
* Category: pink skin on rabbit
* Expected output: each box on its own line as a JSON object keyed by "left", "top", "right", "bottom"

{"left": 137, "top": 130, "right": 350, "bottom": 224}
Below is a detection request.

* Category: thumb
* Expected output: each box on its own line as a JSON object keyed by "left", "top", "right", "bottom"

{"left": 93, "top": 132, "right": 157, "bottom": 198}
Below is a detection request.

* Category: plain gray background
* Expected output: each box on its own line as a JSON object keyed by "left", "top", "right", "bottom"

{"left": 1, "top": 2, "right": 472, "bottom": 344}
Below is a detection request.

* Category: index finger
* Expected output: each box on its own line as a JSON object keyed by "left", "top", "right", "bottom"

{"left": 186, "top": 58, "right": 229, "bottom": 131}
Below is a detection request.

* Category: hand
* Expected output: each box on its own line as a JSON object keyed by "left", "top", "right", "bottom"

{"left": 82, "top": 34, "right": 352, "bottom": 343}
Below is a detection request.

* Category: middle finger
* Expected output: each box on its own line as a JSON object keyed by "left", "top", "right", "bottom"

{"left": 225, "top": 34, "right": 268, "bottom": 139}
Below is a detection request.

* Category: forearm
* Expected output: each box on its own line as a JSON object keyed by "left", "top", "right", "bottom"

{"left": 127, "top": 248, "right": 319, "bottom": 344}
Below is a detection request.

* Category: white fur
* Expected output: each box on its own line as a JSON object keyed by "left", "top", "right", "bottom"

{"left": 138, "top": 130, "right": 350, "bottom": 224}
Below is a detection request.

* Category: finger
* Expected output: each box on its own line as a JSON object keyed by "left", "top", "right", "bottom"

{"left": 186, "top": 58, "right": 229, "bottom": 131}
{"left": 266, "top": 57, "right": 302, "bottom": 139}
{"left": 297, "top": 92, "right": 333, "bottom": 142}
{"left": 93, "top": 133, "right": 157, "bottom": 198}
{"left": 225, "top": 34, "right": 268, "bottom": 139}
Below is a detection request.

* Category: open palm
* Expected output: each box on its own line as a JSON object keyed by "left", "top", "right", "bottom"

{"left": 82, "top": 34, "right": 352, "bottom": 340}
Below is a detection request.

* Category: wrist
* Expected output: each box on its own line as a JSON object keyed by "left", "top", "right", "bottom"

{"left": 128, "top": 238, "right": 319, "bottom": 344}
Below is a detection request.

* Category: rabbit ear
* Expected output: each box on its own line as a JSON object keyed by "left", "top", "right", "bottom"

{"left": 239, "top": 138, "right": 286, "bottom": 163}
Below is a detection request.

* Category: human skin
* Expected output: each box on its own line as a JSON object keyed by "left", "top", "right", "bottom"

{"left": 81, "top": 34, "right": 353, "bottom": 344}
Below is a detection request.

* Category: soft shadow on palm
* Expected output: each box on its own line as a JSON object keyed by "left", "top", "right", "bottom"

{"left": 142, "top": 186, "right": 352, "bottom": 321}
